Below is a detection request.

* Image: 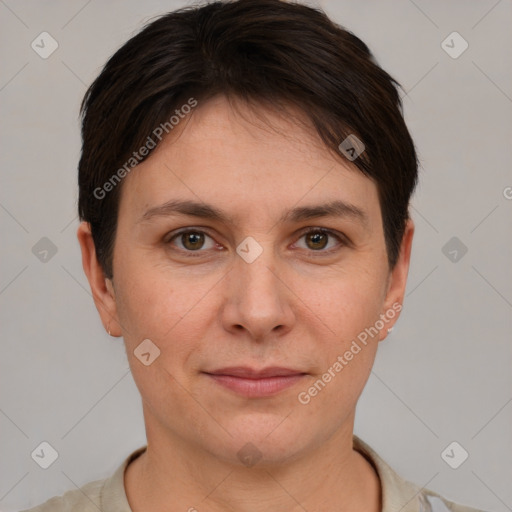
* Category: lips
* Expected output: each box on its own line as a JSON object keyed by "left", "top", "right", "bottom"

{"left": 203, "top": 366, "right": 307, "bottom": 397}
{"left": 205, "top": 366, "right": 305, "bottom": 379}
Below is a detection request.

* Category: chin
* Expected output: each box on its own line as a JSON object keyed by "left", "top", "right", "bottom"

{"left": 210, "top": 413, "right": 317, "bottom": 468}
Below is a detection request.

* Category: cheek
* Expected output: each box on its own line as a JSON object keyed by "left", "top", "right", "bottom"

{"left": 113, "top": 270, "right": 212, "bottom": 414}
{"left": 293, "top": 269, "right": 386, "bottom": 410}
{"left": 112, "top": 259, "right": 225, "bottom": 397}
{"left": 301, "top": 265, "right": 387, "bottom": 344}
{"left": 114, "top": 259, "right": 213, "bottom": 342}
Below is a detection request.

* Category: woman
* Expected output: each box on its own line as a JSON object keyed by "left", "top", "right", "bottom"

{"left": 24, "top": 0, "right": 483, "bottom": 510}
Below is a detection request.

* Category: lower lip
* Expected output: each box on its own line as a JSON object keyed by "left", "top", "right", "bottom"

{"left": 205, "top": 373, "right": 306, "bottom": 397}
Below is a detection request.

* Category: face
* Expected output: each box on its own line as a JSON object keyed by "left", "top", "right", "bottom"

{"left": 79, "top": 95, "right": 413, "bottom": 466}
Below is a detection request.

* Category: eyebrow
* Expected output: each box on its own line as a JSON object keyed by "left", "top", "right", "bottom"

{"left": 138, "top": 198, "right": 367, "bottom": 226}
{"left": 280, "top": 200, "right": 367, "bottom": 225}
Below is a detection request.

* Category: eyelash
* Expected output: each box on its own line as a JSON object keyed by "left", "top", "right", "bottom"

{"left": 165, "top": 227, "right": 347, "bottom": 257}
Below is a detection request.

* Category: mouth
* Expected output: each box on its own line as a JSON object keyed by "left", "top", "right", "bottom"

{"left": 203, "top": 366, "right": 307, "bottom": 398}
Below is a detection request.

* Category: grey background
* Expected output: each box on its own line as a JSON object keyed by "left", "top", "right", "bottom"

{"left": 1, "top": 0, "right": 511, "bottom": 510}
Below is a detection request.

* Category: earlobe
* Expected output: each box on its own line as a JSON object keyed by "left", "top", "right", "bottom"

{"left": 77, "top": 222, "right": 122, "bottom": 337}
{"left": 378, "top": 219, "right": 415, "bottom": 341}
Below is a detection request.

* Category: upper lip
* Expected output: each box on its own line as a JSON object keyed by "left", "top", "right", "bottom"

{"left": 205, "top": 367, "right": 305, "bottom": 379}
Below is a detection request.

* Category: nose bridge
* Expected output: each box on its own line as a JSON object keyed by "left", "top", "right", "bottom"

{"left": 237, "top": 243, "right": 281, "bottom": 308}
{"left": 240, "top": 252, "right": 279, "bottom": 300}
{"left": 224, "top": 238, "right": 293, "bottom": 339}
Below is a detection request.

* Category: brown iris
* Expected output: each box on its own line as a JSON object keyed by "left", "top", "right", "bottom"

{"left": 181, "top": 231, "right": 205, "bottom": 250}
{"left": 305, "top": 231, "right": 329, "bottom": 250}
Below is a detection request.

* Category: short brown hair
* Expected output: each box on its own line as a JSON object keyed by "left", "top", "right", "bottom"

{"left": 78, "top": 0, "right": 418, "bottom": 278}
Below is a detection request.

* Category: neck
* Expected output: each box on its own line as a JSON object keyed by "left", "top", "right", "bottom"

{"left": 125, "top": 411, "right": 381, "bottom": 512}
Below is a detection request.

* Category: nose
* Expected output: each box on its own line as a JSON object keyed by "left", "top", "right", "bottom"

{"left": 220, "top": 248, "right": 296, "bottom": 342}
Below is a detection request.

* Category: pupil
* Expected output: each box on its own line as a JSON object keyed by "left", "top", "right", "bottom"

{"left": 308, "top": 232, "right": 327, "bottom": 250}
{"left": 183, "top": 232, "right": 204, "bottom": 250}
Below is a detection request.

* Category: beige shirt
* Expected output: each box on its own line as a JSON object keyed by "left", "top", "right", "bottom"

{"left": 22, "top": 436, "right": 483, "bottom": 512}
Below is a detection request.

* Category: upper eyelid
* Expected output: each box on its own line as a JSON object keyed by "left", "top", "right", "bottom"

{"left": 167, "top": 227, "right": 216, "bottom": 242}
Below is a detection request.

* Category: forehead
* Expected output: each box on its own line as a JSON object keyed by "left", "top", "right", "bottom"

{"left": 117, "top": 95, "right": 381, "bottom": 226}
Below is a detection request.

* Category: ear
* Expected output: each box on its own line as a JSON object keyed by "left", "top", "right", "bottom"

{"left": 77, "top": 221, "right": 122, "bottom": 337}
{"left": 378, "top": 218, "right": 414, "bottom": 341}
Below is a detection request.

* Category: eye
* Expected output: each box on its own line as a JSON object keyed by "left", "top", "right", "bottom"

{"left": 294, "top": 228, "right": 345, "bottom": 253}
{"left": 165, "top": 227, "right": 346, "bottom": 256}
{"left": 167, "top": 229, "right": 218, "bottom": 252}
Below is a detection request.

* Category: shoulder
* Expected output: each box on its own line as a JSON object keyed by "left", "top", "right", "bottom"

{"left": 19, "top": 478, "right": 105, "bottom": 512}
{"left": 353, "top": 436, "right": 486, "bottom": 512}
{"left": 19, "top": 446, "right": 145, "bottom": 512}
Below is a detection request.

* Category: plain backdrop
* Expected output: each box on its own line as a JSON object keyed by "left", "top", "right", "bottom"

{"left": 1, "top": 0, "right": 511, "bottom": 510}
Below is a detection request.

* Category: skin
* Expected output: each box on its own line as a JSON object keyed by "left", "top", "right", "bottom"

{"left": 78, "top": 94, "right": 414, "bottom": 512}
